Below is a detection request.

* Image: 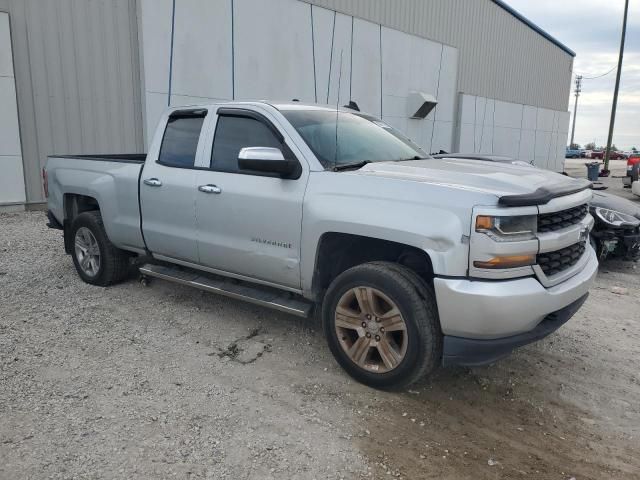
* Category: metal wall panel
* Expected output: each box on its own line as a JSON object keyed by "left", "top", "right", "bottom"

{"left": 1, "top": 0, "right": 143, "bottom": 204}
{"left": 0, "top": 11, "right": 26, "bottom": 205}
{"left": 138, "top": 0, "right": 460, "bottom": 154}
{"left": 456, "top": 93, "right": 571, "bottom": 171}
{"left": 302, "top": 0, "right": 574, "bottom": 112}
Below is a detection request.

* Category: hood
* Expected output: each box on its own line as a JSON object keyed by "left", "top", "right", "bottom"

{"left": 591, "top": 190, "right": 640, "bottom": 220}
{"left": 353, "top": 158, "right": 590, "bottom": 206}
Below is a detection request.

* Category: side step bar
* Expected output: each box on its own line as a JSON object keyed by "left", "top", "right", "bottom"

{"left": 139, "top": 264, "right": 314, "bottom": 318}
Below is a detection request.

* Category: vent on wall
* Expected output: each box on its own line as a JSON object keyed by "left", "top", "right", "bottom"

{"left": 407, "top": 92, "right": 438, "bottom": 119}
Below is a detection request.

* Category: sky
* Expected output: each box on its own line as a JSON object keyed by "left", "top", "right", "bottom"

{"left": 508, "top": 0, "right": 639, "bottom": 150}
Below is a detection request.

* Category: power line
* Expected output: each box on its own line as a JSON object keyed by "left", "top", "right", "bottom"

{"left": 569, "top": 64, "right": 618, "bottom": 146}
{"left": 577, "top": 66, "right": 617, "bottom": 80}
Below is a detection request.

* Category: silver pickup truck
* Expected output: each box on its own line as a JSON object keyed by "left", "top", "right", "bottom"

{"left": 45, "top": 101, "right": 598, "bottom": 389}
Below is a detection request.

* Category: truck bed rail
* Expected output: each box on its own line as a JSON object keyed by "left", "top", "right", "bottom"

{"left": 48, "top": 154, "right": 147, "bottom": 164}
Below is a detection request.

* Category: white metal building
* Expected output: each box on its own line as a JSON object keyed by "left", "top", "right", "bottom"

{"left": 0, "top": 0, "right": 575, "bottom": 210}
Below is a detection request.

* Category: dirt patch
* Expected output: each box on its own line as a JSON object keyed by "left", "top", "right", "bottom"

{"left": 216, "top": 328, "right": 271, "bottom": 364}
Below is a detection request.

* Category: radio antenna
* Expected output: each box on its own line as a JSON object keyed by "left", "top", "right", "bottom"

{"left": 334, "top": 49, "right": 344, "bottom": 171}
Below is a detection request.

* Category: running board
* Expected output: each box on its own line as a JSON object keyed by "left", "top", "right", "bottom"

{"left": 139, "top": 264, "right": 313, "bottom": 318}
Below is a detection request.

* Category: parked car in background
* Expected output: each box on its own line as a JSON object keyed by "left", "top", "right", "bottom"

{"left": 565, "top": 147, "right": 581, "bottom": 159}
{"left": 44, "top": 103, "right": 598, "bottom": 390}
{"left": 623, "top": 155, "right": 640, "bottom": 188}
{"left": 589, "top": 150, "right": 625, "bottom": 160}
{"left": 590, "top": 191, "right": 640, "bottom": 261}
{"left": 630, "top": 160, "right": 640, "bottom": 198}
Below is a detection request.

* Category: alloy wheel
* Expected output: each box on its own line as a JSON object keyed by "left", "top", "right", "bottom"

{"left": 74, "top": 227, "right": 101, "bottom": 277}
{"left": 334, "top": 286, "right": 408, "bottom": 373}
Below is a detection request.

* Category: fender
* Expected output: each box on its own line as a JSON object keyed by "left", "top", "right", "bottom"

{"left": 299, "top": 172, "right": 489, "bottom": 295}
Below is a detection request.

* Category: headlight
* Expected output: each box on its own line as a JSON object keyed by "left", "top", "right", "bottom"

{"left": 475, "top": 215, "right": 537, "bottom": 241}
{"left": 593, "top": 207, "right": 640, "bottom": 228}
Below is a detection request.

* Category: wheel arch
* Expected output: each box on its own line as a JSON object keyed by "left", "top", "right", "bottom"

{"left": 62, "top": 193, "right": 102, "bottom": 254}
{"left": 309, "top": 232, "right": 435, "bottom": 301}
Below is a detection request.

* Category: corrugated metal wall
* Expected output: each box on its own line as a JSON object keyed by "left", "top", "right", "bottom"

{"left": 302, "top": 0, "right": 574, "bottom": 112}
{"left": 1, "top": 0, "right": 143, "bottom": 204}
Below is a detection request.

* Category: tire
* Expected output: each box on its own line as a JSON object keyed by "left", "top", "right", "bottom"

{"left": 70, "top": 211, "right": 130, "bottom": 286}
{"left": 322, "top": 262, "right": 442, "bottom": 390}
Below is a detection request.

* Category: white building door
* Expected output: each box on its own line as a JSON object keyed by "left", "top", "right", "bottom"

{"left": 0, "top": 12, "right": 26, "bottom": 206}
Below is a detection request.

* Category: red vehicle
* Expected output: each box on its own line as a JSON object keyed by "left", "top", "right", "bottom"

{"left": 590, "top": 150, "right": 626, "bottom": 160}
{"left": 624, "top": 155, "right": 640, "bottom": 188}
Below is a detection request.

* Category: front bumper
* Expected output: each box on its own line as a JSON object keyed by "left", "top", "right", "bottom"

{"left": 442, "top": 293, "right": 588, "bottom": 366}
{"left": 434, "top": 244, "right": 597, "bottom": 362}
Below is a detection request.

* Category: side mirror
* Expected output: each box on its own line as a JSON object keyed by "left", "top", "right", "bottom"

{"left": 238, "top": 147, "right": 298, "bottom": 178}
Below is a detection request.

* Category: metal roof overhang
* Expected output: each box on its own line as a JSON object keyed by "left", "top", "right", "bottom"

{"left": 492, "top": 0, "right": 576, "bottom": 57}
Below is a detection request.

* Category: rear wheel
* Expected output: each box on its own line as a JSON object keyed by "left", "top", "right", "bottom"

{"left": 70, "top": 211, "right": 130, "bottom": 286}
{"left": 322, "top": 262, "right": 441, "bottom": 390}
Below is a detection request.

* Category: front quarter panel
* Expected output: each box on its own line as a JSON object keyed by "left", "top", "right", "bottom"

{"left": 300, "top": 171, "right": 498, "bottom": 294}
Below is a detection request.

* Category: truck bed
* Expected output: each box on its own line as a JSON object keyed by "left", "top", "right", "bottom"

{"left": 46, "top": 153, "right": 148, "bottom": 254}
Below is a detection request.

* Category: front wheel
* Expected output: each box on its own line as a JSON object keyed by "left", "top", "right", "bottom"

{"left": 322, "top": 262, "right": 442, "bottom": 390}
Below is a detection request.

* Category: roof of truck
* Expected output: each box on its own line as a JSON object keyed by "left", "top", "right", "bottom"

{"left": 172, "top": 100, "right": 358, "bottom": 113}
{"left": 263, "top": 101, "right": 362, "bottom": 114}
{"left": 272, "top": 102, "right": 345, "bottom": 111}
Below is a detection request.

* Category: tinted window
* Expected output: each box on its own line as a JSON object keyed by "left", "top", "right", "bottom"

{"left": 158, "top": 115, "right": 205, "bottom": 168}
{"left": 282, "top": 110, "right": 428, "bottom": 168}
{"left": 211, "top": 116, "right": 282, "bottom": 173}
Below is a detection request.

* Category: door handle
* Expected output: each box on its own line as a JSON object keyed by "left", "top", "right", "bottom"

{"left": 198, "top": 184, "right": 222, "bottom": 194}
{"left": 143, "top": 178, "right": 162, "bottom": 187}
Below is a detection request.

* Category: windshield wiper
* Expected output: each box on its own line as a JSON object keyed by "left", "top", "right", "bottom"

{"left": 332, "top": 160, "right": 371, "bottom": 171}
{"left": 395, "top": 155, "right": 429, "bottom": 162}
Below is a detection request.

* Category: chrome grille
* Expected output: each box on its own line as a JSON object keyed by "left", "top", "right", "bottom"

{"left": 537, "top": 241, "right": 586, "bottom": 277}
{"left": 538, "top": 204, "right": 588, "bottom": 233}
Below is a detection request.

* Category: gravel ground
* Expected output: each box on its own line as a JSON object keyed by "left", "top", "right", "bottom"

{"left": 1, "top": 208, "right": 639, "bottom": 479}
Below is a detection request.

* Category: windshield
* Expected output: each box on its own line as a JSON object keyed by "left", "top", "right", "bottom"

{"left": 282, "top": 110, "right": 429, "bottom": 169}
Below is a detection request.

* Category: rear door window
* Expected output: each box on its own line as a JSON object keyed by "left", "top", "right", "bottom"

{"left": 158, "top": 112, "right": 206, "bottom": 168}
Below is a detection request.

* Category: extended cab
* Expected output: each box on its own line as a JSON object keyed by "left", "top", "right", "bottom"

{"left": 45, "top": 102, "right": 598, "bottom": 389}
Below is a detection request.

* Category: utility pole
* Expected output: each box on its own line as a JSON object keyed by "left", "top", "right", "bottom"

{"left": 570, "top": 75, "right": 582, "bottom": 148}
{"left": 604, "top": 0, "right": 629, "bottom": 173}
